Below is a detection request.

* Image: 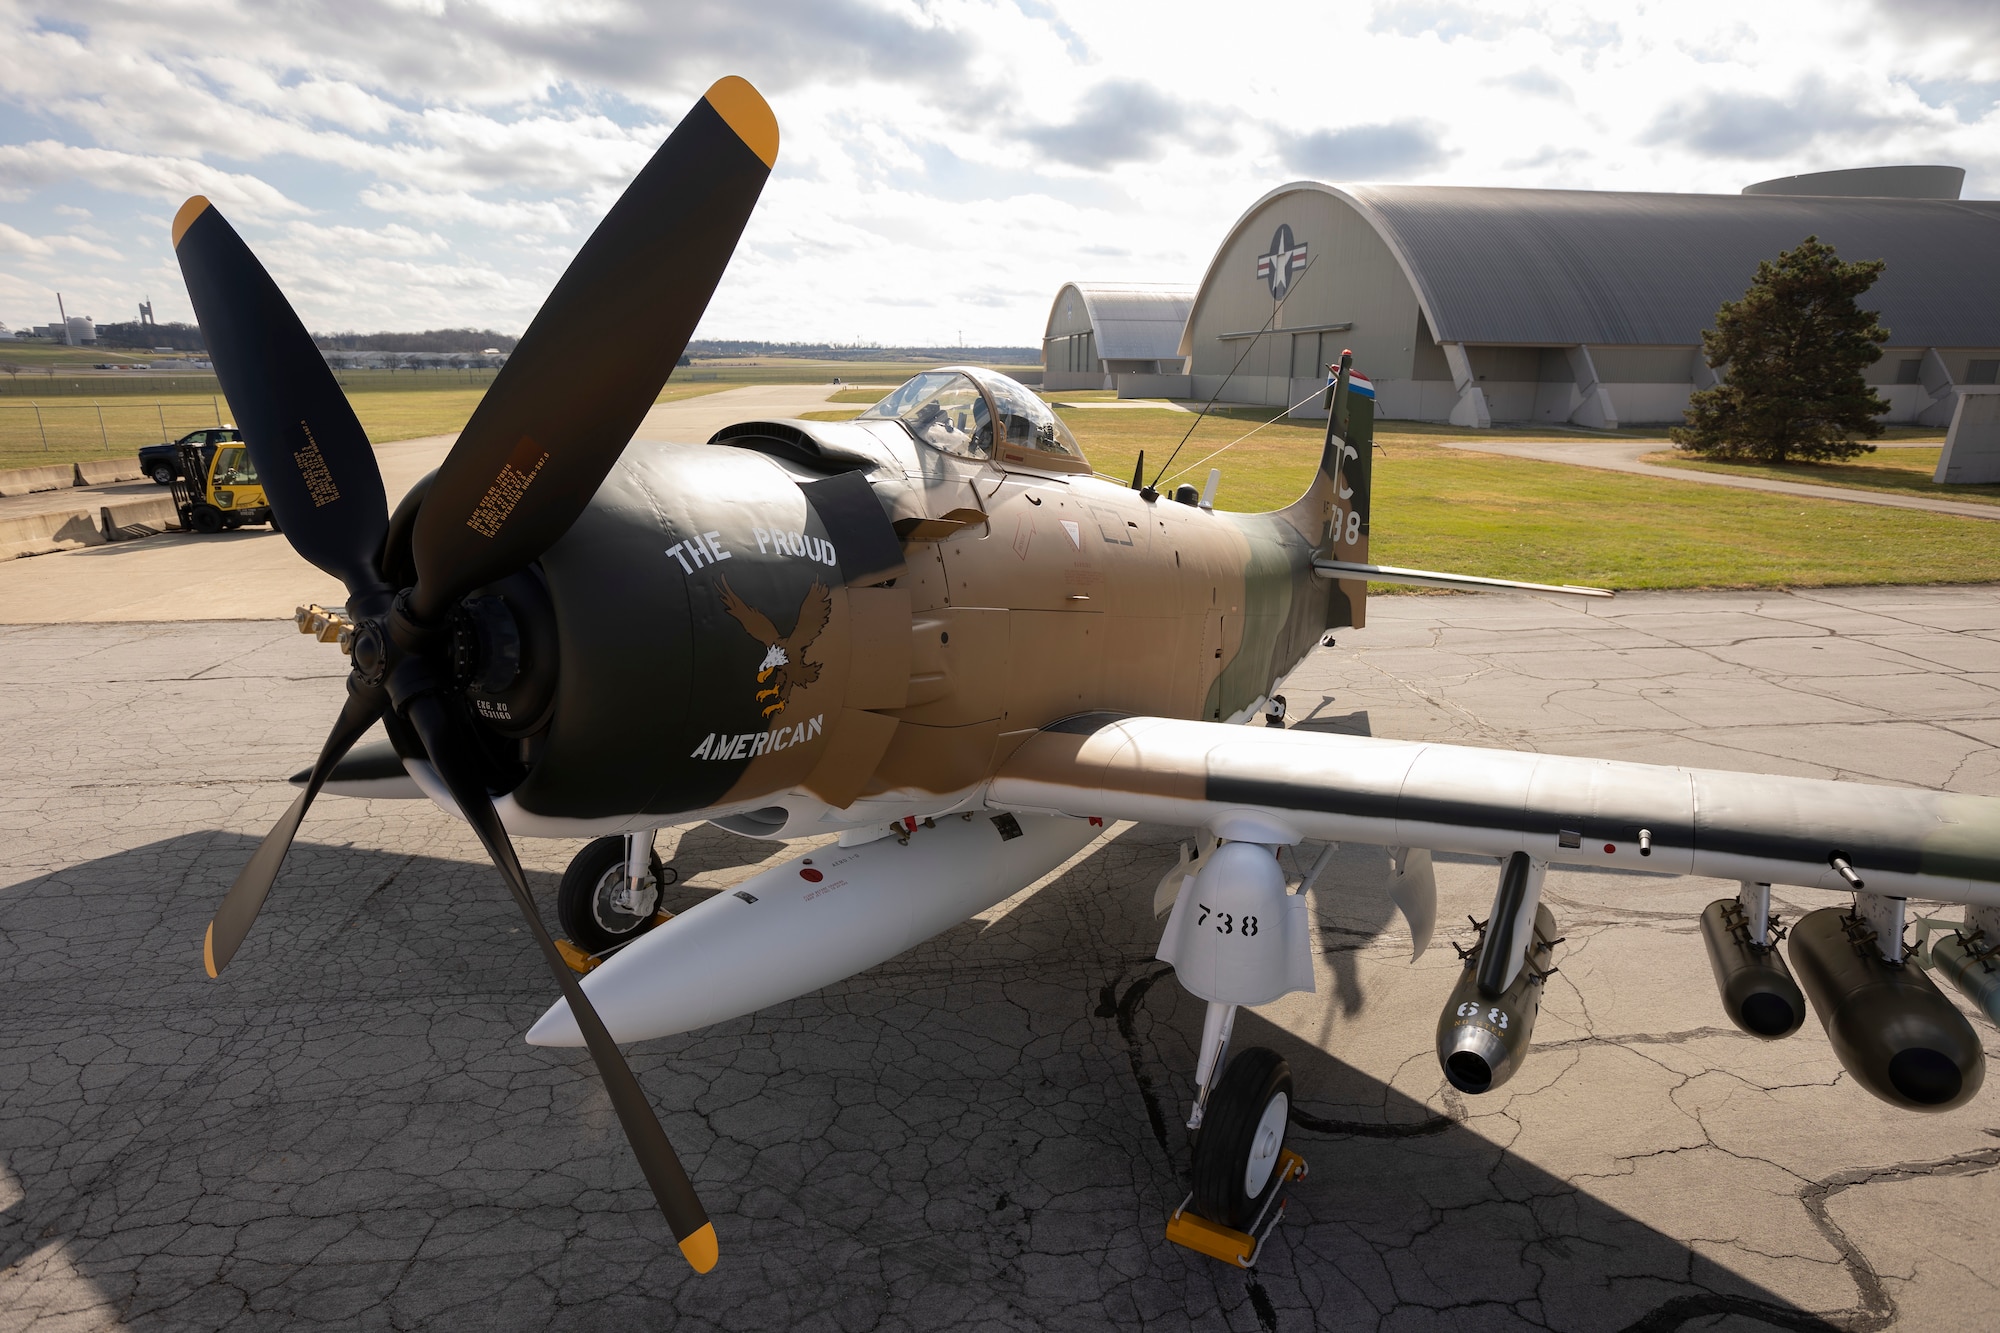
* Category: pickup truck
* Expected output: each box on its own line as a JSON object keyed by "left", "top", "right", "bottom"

{"left": 140, "top": 426, "right": 240, "bottom": 485}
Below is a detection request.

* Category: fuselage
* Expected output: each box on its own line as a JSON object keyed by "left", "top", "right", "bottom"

{"left": 447, "top": 376, "right": 1367, "bottom": 842}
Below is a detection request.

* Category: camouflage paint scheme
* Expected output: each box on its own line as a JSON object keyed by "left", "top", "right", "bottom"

{"left": 480, "top": 359, "right": 2000, "bottom": 912}
{"left": 499, "top": 366, "right": 1374, "bottom": 836}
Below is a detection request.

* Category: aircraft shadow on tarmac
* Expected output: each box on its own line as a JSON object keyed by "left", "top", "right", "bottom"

{"left": 0, "top": 824, "right": 1900, "bottom": 1331}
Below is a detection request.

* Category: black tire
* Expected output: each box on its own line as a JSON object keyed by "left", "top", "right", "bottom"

{"left": 190, "top": 504, "right": 224, "bottom": 534}
{"left": 268, "top": 514, "right": 282, "bottom": 534}
{"left": 557, "top": 836, "right": 675, "bottom": 954}
{"left": 221, "top": 513, "right": 244, "bottom": 531}
{"left": 149, "top": 462, "right": 176, "bottom": 486}
{"left": 1191, "top": 1046, "right": 1293, "bottom": 1229}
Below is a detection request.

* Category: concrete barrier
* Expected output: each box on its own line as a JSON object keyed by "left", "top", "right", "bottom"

{"left": 0, "top": 464, "right": 75, "bottom": 497}
{"left": 0, "top": 506, "right": 108, "bottom": 559}
{"left": 101, "top": 495, "right": 181, "bottom": 541}
{"left": 74, "top": 458, "right": 145, "bottom": 486}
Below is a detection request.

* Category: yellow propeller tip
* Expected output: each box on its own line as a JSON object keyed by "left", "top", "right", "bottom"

{"left": 172, "top": 196, "right": 211, "bottom": 248}
{"left": 202, "top": 921, "right": 219, "bottom": 978}
{"left": 678, "top": 1221, "right": 719, "bottom": 1273}
{"left": 705, "top": 76, "right": 778, "bottom": 170}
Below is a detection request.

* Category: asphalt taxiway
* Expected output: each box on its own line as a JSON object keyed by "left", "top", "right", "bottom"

{"left": 3, "top": 582, "right": 1997, "bottom": 1331}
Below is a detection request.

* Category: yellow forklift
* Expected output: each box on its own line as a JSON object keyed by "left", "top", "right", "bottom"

{"left": 170, "top": 438, "right": 279, "bottom": 534}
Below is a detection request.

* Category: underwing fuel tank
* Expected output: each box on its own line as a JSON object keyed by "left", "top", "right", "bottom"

{"left": 1699, "top": 898, "right": 1807, "bottom": 1038}
{"left": 1789, "top": 907, "right": 1985, "bottom": 1112}
{"left": 1436, "top": 903, "right": 1559, "bottom": 1095}
{"left": 527, "top": 811, "right": 1100, "bottom": 1046}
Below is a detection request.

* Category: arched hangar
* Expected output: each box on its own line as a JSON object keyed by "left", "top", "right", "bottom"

{"left": 1043, "top": 282, "right": 1194, "bottom": 392}
{"left": 1177, "top": 167, "right": 2000, "bottom": 426}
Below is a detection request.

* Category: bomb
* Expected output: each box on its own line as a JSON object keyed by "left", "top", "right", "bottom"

{"left": 1436, "top": 903, "right": 1559, "bottom": 1095}
{"left": 1930, "top": 927, "right": 2000, "bottom": 1027}
{"left": 1789, "top": 906, "right": 1984, "bottom": 1112}
{"left": 1699, "top": 897, "right": 1806, "bottom": 1039}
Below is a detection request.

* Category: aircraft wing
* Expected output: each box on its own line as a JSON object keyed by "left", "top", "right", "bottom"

{"left": 988, "top": 715, "right": 2000, "bottom": 903}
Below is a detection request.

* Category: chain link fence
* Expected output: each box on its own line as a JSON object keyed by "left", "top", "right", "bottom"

{"left": 0, "top": 399, "right": 230, "bottom": 457}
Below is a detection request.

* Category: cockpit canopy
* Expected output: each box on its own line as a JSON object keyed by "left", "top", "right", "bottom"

{"left": 860, "top": 367, "right": 1087, "bottom": 473}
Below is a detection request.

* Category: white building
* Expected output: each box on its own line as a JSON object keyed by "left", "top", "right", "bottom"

{"left": 1171, "top": 165, "right": 1999, "bottom": 426}
{"left": 1041, "top": 282, "right": 1194, "bottom": 393}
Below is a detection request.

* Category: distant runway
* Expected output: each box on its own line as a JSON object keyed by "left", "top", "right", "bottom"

{"left": 3, "top": 585, "right": 1996, "bottom": 1331}
{"left": 0, "top": 382, "right": 845, "bottom": 624}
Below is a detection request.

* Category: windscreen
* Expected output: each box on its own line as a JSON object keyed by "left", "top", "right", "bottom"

{"left": 859, "top": 371, "right": 991, "bottom": 458}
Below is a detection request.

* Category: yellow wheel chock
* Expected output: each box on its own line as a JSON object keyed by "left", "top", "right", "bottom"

{"left": 1164, "top": 1149, "right": 1308, "bottom": 1269}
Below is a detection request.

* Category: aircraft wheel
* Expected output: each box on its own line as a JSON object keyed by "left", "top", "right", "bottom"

{"left": 1191, "top": 1046, "right": 1293, "bottom": 1229}
{"left": 268, "top": 514, "right": 282, "bottom": 534}
{"left": 557, "top": 836, "right": 675, "bottom": 954}
{"left": 190, "top": 504, "right": 224, "bottom": 534}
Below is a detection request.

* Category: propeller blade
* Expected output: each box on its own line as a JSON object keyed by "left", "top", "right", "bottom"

{"left": 172, "top": 198, "right": 392, "bottom": 601}
{"left": 401, "top": 693, "right": 718, "bottom": 1272}
{"left": 205, "top": 683, "right": 388, "bottom": 977}
{"left": 407, "top": 76, "right": 778, "bottom": 623}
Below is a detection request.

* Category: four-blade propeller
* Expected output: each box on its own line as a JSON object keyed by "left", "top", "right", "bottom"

{"left": 172, "top": 74, "right": 780, "bottom": 1275}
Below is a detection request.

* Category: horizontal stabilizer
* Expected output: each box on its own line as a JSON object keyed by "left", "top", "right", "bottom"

{"left": 1313, "top": 558, "right": 1611, "bottom": 598}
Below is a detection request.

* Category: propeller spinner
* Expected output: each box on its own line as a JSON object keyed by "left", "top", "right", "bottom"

{"left": 171, "top": 74, "right": 781, "bottom": 1275}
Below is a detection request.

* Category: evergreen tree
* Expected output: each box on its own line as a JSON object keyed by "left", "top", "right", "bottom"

{"left": 1673, "top": 235, "right": 1889, "bottom": 462}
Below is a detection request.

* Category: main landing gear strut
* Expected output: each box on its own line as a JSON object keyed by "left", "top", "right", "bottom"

{"left": 554, "top": 830, "right": 677, "bottom": 967}
{"left": 1167, "top": 1002, "right": 1309, "bottom": 1267}
{"left": 1155, "top": 836, "right": 1318, "bottom": 1267}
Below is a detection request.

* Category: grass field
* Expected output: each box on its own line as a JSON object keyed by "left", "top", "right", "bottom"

{"left": 12, "top": 364, "right": 1993, "bottom": 590}
{"left": 0, "top": 381, "right": 737, "bottom": 472}
{"left": 1646, "top": 444, "right": 2000, "bottom": 507}
{"left": 1052, "top": 406, "right": 2000, "bottom": 590}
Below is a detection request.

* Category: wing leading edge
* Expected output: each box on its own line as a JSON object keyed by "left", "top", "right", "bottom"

{"left": 988, "top": 715, "right": 2000, "bottom": 903}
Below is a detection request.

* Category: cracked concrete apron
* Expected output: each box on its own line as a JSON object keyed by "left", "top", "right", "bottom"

{"left": 3, "top": 585, "right": 1998, "bottom": 1331}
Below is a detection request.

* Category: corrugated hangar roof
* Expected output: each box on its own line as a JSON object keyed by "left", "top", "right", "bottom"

{"left": 1337, "top": 184, "right": 2000, "bottom": 348}
{"left": 1047, "top": 282, "right": 1195, "bottom": 360}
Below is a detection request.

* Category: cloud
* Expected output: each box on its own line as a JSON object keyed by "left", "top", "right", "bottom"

{"left": 0, "top": 140, "right": 307, "bottom": 219}
{"left": 0, "top": 221, "right": 121, "bottom": 260}
{"left": 1871, "top": 0, "right": 2000, "bottom": 41}
{"left": 356, "top": 183, "right": 578, "bottom": 235}
{"left": 2, "top": 0, "right": 1995, "bottom": 340}
{"left": 1643, "top": 80, "right": 1916, "bottom": 160}
{"left": 1017, "top": 80, "right": 1226, "bottom": 169}
{"left": 1492, "top": 68, "right": 1570, "bottom": 99}
{"left": 1369, "top": 2, "right": 1521, "bottom": 42}
{"left": 1281, "top": 121, "right": 1451, "bottom": 180}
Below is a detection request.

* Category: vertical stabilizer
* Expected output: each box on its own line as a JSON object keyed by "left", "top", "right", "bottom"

{"left": 1279, "top": 350, "right": 1372, "bottom": 629}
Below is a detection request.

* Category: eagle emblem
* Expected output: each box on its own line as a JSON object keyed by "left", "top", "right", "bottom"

{"left": 719, "top": 578, "right": 832, "bottom": 717}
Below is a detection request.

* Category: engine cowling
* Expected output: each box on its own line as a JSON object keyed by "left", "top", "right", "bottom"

{"left": 1789, "top": 906, "right": 1985, "bottom": 1112}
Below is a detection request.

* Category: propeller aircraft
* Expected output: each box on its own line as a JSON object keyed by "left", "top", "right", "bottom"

{"left": 174, "top": 75, "right": 2000, "bottom": 1275}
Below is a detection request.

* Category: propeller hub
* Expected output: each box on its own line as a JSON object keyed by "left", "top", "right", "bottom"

{"left": 349, "top": 619, "right": 389, "bottom": 687}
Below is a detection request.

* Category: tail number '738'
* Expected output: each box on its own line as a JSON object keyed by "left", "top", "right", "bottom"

{"left": 1195, "top": 903, "right": 1260, "bottom": 937}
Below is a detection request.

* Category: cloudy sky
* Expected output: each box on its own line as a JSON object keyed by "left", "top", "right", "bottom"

{"left": 2, "top": 0, "right": 1996, "bottom": 345}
